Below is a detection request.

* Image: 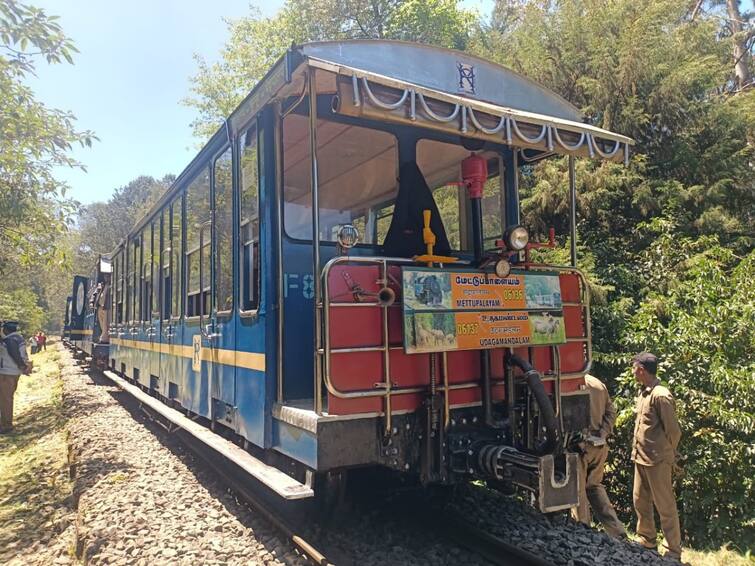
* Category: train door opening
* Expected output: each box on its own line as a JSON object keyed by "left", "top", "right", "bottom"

{"left": 209, "top": 145, "right": 237, "bottom": 428}
{"left": 279, "top": 105, "right": 401, "bottom": 408}
{"left": 159, "top": 199, "right": 183, "bottom": 403}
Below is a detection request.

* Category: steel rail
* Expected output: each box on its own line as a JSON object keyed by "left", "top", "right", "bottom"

{"left": 173, "top": 429, "right": 331, "bottom": 566}
{"left": 106, "top": 374, "right": 331, "bottom": 566}
{"left": 438, "top": 513, "right": 556, "bottom": 566}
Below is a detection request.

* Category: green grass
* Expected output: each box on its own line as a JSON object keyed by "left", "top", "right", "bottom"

{"left": 681, "top": 545, "right": 753, "bottom": 565}
{"left": 0, "top": 342, "right": 72, "bottom": 562}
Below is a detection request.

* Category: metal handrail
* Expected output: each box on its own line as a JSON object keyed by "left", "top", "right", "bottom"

{"left": 321, "top": 255, "right": 415, "bottom": 433}
{"left": 198, "top": 220, "right": 213, "bottom": 340}
{"left": 319, "top": 258, "right": 593, "bottom": 432}
{"left": 520, "top": 264, "right": 593, "bottom": 377}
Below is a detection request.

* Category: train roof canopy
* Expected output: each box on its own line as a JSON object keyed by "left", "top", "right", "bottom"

{"left": 228, "top": 40, "right": 633, "bottom": 164}
{"left": 129, "top": 41, "right": 634, "bottom": 240}
{"left": 305, "top": 41, "right": 582, "bottom": 122}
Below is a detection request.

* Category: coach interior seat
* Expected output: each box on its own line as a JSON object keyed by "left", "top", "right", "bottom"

{"left": 382, "top": 161, "right": 451, "bottom": 258}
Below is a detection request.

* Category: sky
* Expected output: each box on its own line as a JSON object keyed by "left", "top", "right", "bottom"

{"left": 28, "top": 0, "right": 494, "bottom": 205}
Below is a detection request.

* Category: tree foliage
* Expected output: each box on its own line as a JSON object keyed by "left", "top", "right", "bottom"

{"left": 604, "top": 228, "right": 755, "bottom": 548}
{"left": 74, "top": 175, "right": 173, "bottom": 270}
{"left": 183, "top": 0, "right": 476, "bottom": 139}
{"left": 9, "top": 0, "right": 753, "bottom": 550}
{"left": 485, "top": 0, "right": 753, "bottom": 547}
{"left": 0, "top": 288, "right": 44, "bottom": 334}
{"left": 0, "top": 0, "right": 95, "bottom": 268}
{"left": 478, "top": 0, "right": 754, "bottom": 250}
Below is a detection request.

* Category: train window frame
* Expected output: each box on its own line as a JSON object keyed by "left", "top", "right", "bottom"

{"left": 139, "top": 224, "right": 153, "bottom": 322}
{"left": 150, "top": 220, "right": 159, "bottom": 320}
{"left": 415, "top": 140, "right": 505, "bottom": 254}
{"left": 170, "top": 194, "right": 183, "bottom": 323}
{"left": 184, "top": 167, "right": 212, "bottom": 320}
{"left": 213, "top": 144, "right": 234, "bottom": 318}
{"left": 160, "top": 208, "right": 172, "bottom": 322}
{"left": 115, "top": 250, "right": 124, "bottom": 325}
{"left": 130, "top": 235, "right": 141, "bottom": 325}
{"left": 125, "top": 243, "right": 132, "bottom": 325}
{"left": 238, "top": 122, "right": 261, "bottom": 317}
{"left": 280, "top": 112, "right": 400, "bottom": 246}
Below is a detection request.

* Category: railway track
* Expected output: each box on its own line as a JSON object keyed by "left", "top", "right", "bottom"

{"left": 432, "top": 512, "right": 555, "bottom": 566}
{"left": 93, "top": 366, "right": 650, "bottom": 566}
{"left": 131, "top": 383, "right": 553, "bottom": 566}
{"left": 132, "top": 395, "right": 332, "bottom": 566}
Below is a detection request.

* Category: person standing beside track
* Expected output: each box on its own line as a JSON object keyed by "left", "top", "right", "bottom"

{"left": 631, "top": 352, "right": 683, "bottom": 562}
{"left": 572, "top": 374, "right": 627, "bottom": 539}
{"left": 0, "top": 321, "right": 31, "bottom": 433}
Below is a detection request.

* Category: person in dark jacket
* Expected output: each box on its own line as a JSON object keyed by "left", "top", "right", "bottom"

{"left": 0, "top": 321, "right": 30, "bottom": 433}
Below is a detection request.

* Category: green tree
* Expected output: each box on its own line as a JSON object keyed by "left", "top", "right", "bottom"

{"left": 477, "top": 0, "right": 754, "bottom": 384}
{"left": 75, "top": 174, "right": 174, "bottom": 270}
{"left": 605, "top": 227, "right": 754, "bottom": 548}
{"left": 0, "top": 0, "right": 96, "bottom": 269}
{"left": 184, "top": 0, "right": 476, "bottom": 139}
{"left": 0, "top": 288, "right": 44, "bottom": 334}
{"left": 472, "top": 1, "right": 753, "bottom": 548}
{"left": 477, "top": 0, "right": 754, "bottom": 250}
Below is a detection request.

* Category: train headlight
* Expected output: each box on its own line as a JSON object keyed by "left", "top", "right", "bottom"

{"left": 504, "top": 225, "right": 529, "bottom": 251}
{"left": 337, "top": 224, "right": 360, "bottom": 250}
{"left": 494, "top": 258, "right": 512, "bottom": 278}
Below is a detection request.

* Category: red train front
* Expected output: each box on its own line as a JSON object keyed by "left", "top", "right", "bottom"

{"left": 319, "top": 231, "right": 591, "bottom": 511}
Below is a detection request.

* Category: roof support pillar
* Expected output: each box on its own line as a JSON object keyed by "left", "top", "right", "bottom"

{"left": 503, "top": 148, "right": 520, "bottom": 228}
{"left": 568, "top": 156, "right": 577, "bottom": 267}
{"left": 308, "top": 70, "right": 323, "bottom": 414}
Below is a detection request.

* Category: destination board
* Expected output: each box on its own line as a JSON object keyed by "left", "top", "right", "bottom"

{"left": 402, "top": 268, "right": 566, "bottom": 354}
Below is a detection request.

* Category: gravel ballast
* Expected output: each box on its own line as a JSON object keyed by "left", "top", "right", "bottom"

{"left": 9, "top": 345, "right": 682, "bottom": 565}
{"left": 61, "top": 347, "right": 302, "bottom": 566}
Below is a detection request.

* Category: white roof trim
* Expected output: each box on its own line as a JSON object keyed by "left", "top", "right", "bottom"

{"left": 306, "top": 56, "right": 634, "bottom": 163}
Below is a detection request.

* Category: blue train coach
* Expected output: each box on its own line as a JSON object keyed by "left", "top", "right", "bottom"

{"left": 67, "top": 41, "right": 633, "bottom": 509}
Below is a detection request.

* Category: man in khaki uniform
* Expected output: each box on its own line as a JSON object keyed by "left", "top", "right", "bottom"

{"left": 572, "top": 374, "right": 626, "bottom": 538}
{"left": 631, "top": 352, "right": 682, "bottom": 561}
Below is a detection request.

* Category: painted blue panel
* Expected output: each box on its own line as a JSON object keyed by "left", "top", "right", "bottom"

{"left": 209, "top": 315, "right": 236, "bottom": 410}
{"left": 182, "top": 321, "right": 208, "bottom": 416}
{"left": 234, "top": 364, "right": 266, "bottom": 446}
{"left": 272, "top": 419, "right": 318, "bottom": 470}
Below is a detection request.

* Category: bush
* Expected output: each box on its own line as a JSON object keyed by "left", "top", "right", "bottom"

{"left": 0, "top": 289, "right": 45, "bottom": 335}
{"left": 604, "top": 234, "right": 754, "bottom": 550}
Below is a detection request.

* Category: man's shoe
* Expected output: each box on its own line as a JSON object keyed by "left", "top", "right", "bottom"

{"left": 664, "top": 551, "right": 685, "bottom": 563}
{"left": 0, "top": 426, "right": 14, "bottom": 434}
{"left": 635, "top": 539, "right": 658, "bottom": 552}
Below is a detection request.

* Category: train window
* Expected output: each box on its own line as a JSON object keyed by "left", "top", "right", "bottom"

{"left": 115, "top": 252, "right": 123, "bottom": 324}
{"left": 141, "top": 225, "right": 152, "bottom": 321}
{"left": 214, "top": 146, "right": 233, "bottom": 314}
{"left": 133, "top": 236, "right": 142, "bottom": 323}
{"left": 239, "top": 125, "right": 259, "bottom": 312}
{"left": 481, "top": 159, "right": 504, "bottom": 246}
{"left": 112, "top": 253, "right": 117, "bottom": 323}
{"left": 374, "top": 203, "right": 395, "bottom": 244}
{"left": 126, "top": 244, "right": 133, "bottom": 323}
{"left": 282, "top": 114, "right": 398, "bottom": 243}
{"left": 171, "top": 196, "right": 183, "bottom": 320}
{"left": 153, "top": 221, "right": 160, "bottom": 319}
{"left": 185, "top": 168, "right": 211, "bottom": 317}
{"left": 415, "top": 140, "right": 503, "bottom": 251}
{"left": 160, "top": 208, "right": 170, "bottom": 321}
